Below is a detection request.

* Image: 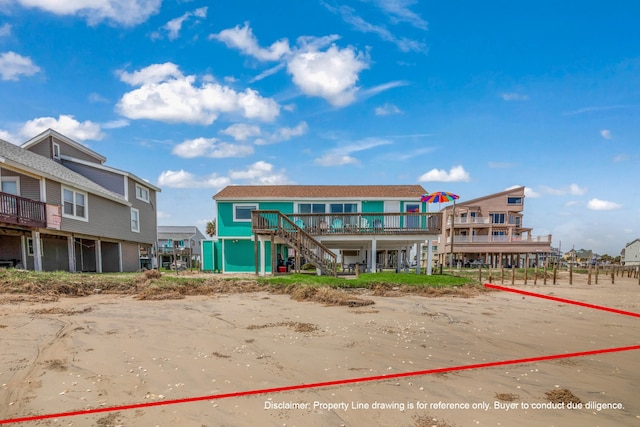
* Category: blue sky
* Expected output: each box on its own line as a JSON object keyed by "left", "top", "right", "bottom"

{"left": 1, "top": 0, "right": 638, "bottom": 256}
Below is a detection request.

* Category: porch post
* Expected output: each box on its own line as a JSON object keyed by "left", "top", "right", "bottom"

{"left": 415, "top": 243, "right": 421, "bottom": 274}
{"left": 67, "top": 236, "right": 75, "bottom": 273}
{"left": 259, "top": 237, "right": 266, "bottom": 276}
{"left": 96, "top": 239, "right": 102, "bottom": 273}
{"left": 270, "top": 234, "right": 276, "bottom": 275}
{"left": 426, "top": 239, "right": 433, "bottom": 275}
{"left": 117, "top": 242, "right": 123, "bottom": 272}
{"left": 370, "top": 238, "right": 377, "bottom": 273}
{"left": 254, "top": 235, "right": 259, "bottom": 276}
{"left": 32, "top": 231, "right": 42, "bottom": 272}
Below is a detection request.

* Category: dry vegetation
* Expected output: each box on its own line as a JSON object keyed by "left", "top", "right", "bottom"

{"left": 545, "top": 388, "right": 583, "bottom": 405}
{"left": 0, "top": 269, "right": 483, "bottom": 307}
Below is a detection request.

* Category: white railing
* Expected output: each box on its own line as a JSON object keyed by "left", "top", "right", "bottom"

{"left": 452, "top": 235, "right": 552, "bottom": 244}
{"left": 454, "top": 216, "right": 491, "bottom": 225}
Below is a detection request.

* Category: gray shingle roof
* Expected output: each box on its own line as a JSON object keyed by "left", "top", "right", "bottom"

{"left": 0, "top": 138, "right": 128, "bottom": 205}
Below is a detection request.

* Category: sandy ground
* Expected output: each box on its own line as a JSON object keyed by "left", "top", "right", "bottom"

{"left": 1, "top": 274, "right": 639, "bottom": 427}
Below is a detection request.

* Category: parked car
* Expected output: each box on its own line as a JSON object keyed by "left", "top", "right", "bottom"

{"left": 464, "top": 259, "right": 488, "bottom": 268}
{"left": 169, "top": 260, "right": 188, "bottom": 271}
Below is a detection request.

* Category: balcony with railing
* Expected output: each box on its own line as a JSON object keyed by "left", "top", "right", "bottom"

{"left": 450, "top": 234, "right": 552, "bottom": 244}
{"left": 286, "top": 212, "right": 442, "bottom": 236}
{"left": 0, "top": 191, "right": 47, "bottom": 228}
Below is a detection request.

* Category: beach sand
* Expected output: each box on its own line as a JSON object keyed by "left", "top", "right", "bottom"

{"left": 1, "top": 273, "right": 638, "bottom": 426}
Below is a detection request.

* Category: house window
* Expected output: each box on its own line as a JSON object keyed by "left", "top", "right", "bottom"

{"left": 233, "top": 204, "right": 258, "bottom": 222}
{"left": 490, "top": 213, "right": 505, "bottom": 224}
{"left": 131, "top": 208, "right": 140, "bottom": 232}
{"left": 135, "top": 184, "right": 150, "bottom": 202}
{"left": 27, "top": 238, "right": 34, "bottom": 256}
{"left": 298, "top": 203, "right": 326, "bottom": 214}
{"left": 52, "top": 142, "right": 61, "bottom": 160}
{"left": 507, "top": 197, "right": 522, "bottom": 205}
{"left": 329, "top": 203, "right": 357, "bottom": 213}
{"left": 1, "top": 177, "right": 20, "bottom": 195}
{"left": 62, "top": 187, "right": 88, "bottom": 221}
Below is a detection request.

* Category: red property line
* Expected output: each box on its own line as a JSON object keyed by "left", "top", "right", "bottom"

{"left": 2, "top": 285, "right": 638, "bottom": 425}
{"left": 2, "top": 345, "right": 639, "bottom": 425}
{"left": 484, "top": 284, "right": 640, "bottom": 318}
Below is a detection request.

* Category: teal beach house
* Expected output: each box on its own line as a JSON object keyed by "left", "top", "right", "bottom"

{"left": 211, "top": 185, "right": 442, "bottom": 275}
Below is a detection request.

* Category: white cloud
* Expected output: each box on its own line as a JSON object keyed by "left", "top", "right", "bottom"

{"left": 375, "top": 103, "right": 401, "bottom": 115}
{"left": 212, "top": 22, "right": 369, "bottom": 107}
{"left": 501, "top": 92, "right": 529, "bottom": 101}
{"left": 101, "top": 119, "right": 129, "bottom": 129}
{"left": 172, "top": 137, "right": 254, "bottom": 158}
{"left": 220, "top": 123, "right": 262, "bottom": 141}
{"left": 504, "top": 185, "right": 540, "bottom": 198}
{"left": 116, "top": 63, "right": 280, "bottom": 124}
{"left": 361, "top": 81, "right": 409, "bottom": 98}
{"left": 88, "top": 92, "right": 110, "bottom": 103}
{"left": 314, "top": 137, "right": 391, "bottom": 166}
{"left": 587, "top": 198, "right": 622, "bottom": 211}
{"left": 418, "top": 165, "right": 470, "bottom": 182}
{"left": 322, "top": 3, "right": 426, "bottom": 53}
{"left": 371, "top": 0, "right": 428, "bottom": 30}
{"left": 256, "top": 121, "right": 308, "bottom": 145}
{"left": 0, "top": 114, "right": 104, "bottom": 143}
{"left": 0, "top": 23, "right": 11, "bottom": 37}
{"left": 157, "top": 169, "right": 231, "bottom": 189}
{"left": 210, "top": 22, "right": 291, "bottom": 61}
{"left": 153, "top": 7, "right": 207, "bottom": 40}
{"left": 287, "top": 44, "right": 369, "bottom": 107}
{"left": 118, "top": 62, "right": 182, "bottom": 85}
{"left": 540, "top": 184, "right": 587, "bottom": 196}
{"left": 314, "top": 153, "right": 358, "bottom": 167}
{"left": 12, "top": 0, "right": 161, "bottom": 26}
{"left": 600, "top": 129, "right": 612, "bottom": 140}
{"left": 0, "top": 51, "right": 40, "bottom": 81}
{"left": 229, "top": 161, "right": 291, "bottom": 184}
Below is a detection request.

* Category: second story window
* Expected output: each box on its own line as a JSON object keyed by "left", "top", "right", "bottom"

{"left": 62, "top": 187, "right": 88, "bottom": 221}
{"left": 490, "top": 213, "right": 505, "bottom": 224}
{"left": 135, "top": 184, "right": 150, "bottom": 202}
{"left": 52, "top": 142, "right": 61, "bottom": 160}
{"left": 234, "top": 204, "right": 257, "bottom": 222}
{"left": 507, "top": 197, "right": 522, "bottom": 205}
{"left": 131, "top": 208, "right": 140, "bottom": 232}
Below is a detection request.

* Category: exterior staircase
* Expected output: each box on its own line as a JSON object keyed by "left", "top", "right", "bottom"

{"left": 252, "top": 210, "right": 337, "bottom": 276}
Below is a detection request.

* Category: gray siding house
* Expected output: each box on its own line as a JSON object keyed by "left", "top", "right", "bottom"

{"left": 157, "top": 226, "right": 207, "bottom": 269}
{"left": 0, "top": 129, "right": 161, "bottom": 272}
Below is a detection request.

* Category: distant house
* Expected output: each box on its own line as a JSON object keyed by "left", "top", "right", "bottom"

{"left": 564, "top": 248, "right": 594, "bottom": 267}
{"left": 157, "top": 226, "right": 207, "bottom": 268}
{"left": 431, "top": 186, "right": 552, "bottom": 267}
{"left": 623, "top": 239, "right": 640, "bottom": 266}
{"left": 212, "top": 185, "right": 442, "bottom": 275}
{"left": 0, "top": 129, "right": 160, "bottom": 272}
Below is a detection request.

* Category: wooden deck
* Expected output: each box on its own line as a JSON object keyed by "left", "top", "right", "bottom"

{"left": 285, "top": 212, "right": 442, "bottom": 236}
{"left": 0, "top": 192, "right": 46, "bottom": 228}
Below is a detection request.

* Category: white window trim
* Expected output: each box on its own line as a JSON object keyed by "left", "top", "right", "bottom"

{"left": 131, "top": 207, "right": 140, "bottom": 232}
{"left": 135, "top": 183, "right": 150, "bottom": 203}
{"left": 61, "top": 187, "right": 89, "bottom": 222}
{"left": 52, "top": 142, "right": 61, "bottom": 160}
{"left": 25, "top": 237, "right": 44, "bottom": 256}
{"left": 1, "top": 176, "right": 20, "bottom": 196}
{"left": 233, "top": 203, "right": 258, "bottom": 222}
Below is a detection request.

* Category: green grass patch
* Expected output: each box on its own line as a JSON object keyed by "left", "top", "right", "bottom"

{"left": 258, "top": 272, "right": 474, "bottom": 288}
